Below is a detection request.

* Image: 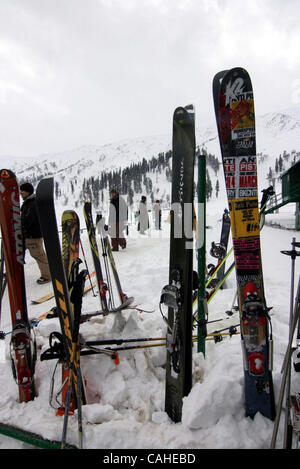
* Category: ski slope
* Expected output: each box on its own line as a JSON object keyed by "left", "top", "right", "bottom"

{"left": 0, "top": 194, "right": 299, "bottom": 449}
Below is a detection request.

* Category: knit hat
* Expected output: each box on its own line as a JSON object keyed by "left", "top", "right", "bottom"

{"left": 20, "top": 183, "right": 34, "bottom": 195}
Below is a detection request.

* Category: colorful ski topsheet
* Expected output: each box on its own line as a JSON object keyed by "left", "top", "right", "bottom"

{"left": 62, "top": 210, "right": 80, "bottom": 282}
{"left": 0, "top": 169, "right": 35, "bottom": 402}
{"left": 214, "top": 68, "right": 275, "bottom": 420}
{"left": 61, "top": 210, "right": 86, "bottom": 411}
{"left": 217, "top": 68, "right": 261, "bottom": 294}
{"left": 164, "top": 105, "right": 195, "bottom": 423}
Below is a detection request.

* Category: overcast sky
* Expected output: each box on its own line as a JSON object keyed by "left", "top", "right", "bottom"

{"left": 0, "top": 0, "right": 300, "bottom": 157}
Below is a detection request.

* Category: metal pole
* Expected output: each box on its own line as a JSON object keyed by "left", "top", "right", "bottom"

{"left": 270, "top": 274, "right": 300, "bottom": 448}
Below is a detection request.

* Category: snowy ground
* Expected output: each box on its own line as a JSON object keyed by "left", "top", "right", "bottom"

{"left": 0, "top": 198, "right": 299, "bottom": 450}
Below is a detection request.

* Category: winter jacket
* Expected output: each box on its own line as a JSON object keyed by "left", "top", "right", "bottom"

{"left": 138, "top": 200, "right": 149, "bottom": 232}
{"left": 21, "top": 194, "right": 43, "bottom": 239}
{"left": 108, "top": 194, "right": 128, "bottom": 225}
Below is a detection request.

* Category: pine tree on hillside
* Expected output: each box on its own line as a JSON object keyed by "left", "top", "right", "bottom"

{"left": 215, "top": 179, "right": 219, "bottom": 198}
{"left": 206, "top": 170, "right": 213, "bottom": 200}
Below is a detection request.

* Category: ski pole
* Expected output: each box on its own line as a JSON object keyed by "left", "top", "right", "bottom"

{"left": 225, "top": 289, "right": 238, "bottom": 316}
{"left": 207, "top": 262, "right": 235, "bottom": 304}
{"left": 76, "top": 367, "right": 83, "bottom": 449}
{"left": 280, "top": 239, "right": 300, "bottom": 448}
{"left": 83, "top": 327, "right": 240, "bottom": 350}
{"left": 270, "top": 274, "right": 300, "bottom": 448}
{"left": 205, "top": 247, "right": 233, "bottom": 289}
{"left": 81, "top": 331, "right": 240, "bottom": 356}
{"left": 79, "top": 238, "right": 96, "bottom": 297}
{"left": 204, "top": 202, "right": 269, "bottom": 300}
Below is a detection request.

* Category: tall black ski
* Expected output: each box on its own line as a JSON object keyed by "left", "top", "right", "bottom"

{"left": 161, "top": 104, "right": 195, "bottom": 422}
{"left": 83, "top": 202, "right": 108, "bottom": 312}
{"left": 0, "top": 169, "right": 36, "bottom": 402}
{"left": 213, "top": 67, "right": 275, "bottom": 420}
{"left": 36, "top": 177, "right": 85, "bottom": 446}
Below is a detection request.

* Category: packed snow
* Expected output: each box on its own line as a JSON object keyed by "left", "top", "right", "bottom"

{"left": 0, "top": 193, "right": 299, "bottom": 450}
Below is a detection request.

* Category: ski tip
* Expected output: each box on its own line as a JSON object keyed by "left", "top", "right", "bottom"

{"left": 173, "top": 104, "right": 195, "bottom": 122}
{"left": 0, "top": 168, "right": 16, "bottom": 180}
{"left": 36, "top": 176, "right": 54, "bottom": 199}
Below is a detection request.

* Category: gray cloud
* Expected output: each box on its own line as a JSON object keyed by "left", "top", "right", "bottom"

{"left": 0, "top": 0, "right": 299, "bottom": 157}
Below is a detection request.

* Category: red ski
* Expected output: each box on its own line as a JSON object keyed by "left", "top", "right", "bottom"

{"left": 0, "top": 169, "right": 36, "bottom": 402}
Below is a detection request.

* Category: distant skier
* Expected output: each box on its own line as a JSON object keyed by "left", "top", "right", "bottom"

{"left": 153, "top": 199, "right": 162, "bottom": 230}
{"left": 20, "top": 182, "right": 51, "bottom": 284}
{"left": 138, "top": 195, "right": 149, "bottom": 234}
{"left": 108, "top": 188, "right": 127, "bottom": 251}
{"left": 260, "top": 186, "right": 275, "bottom": 211}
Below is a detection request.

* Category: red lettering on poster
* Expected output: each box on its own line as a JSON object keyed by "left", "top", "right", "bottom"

{"left": 239, "top": 175, "right": 257, "bottom": 188}
{"left": 226, "top": 176, "right": 235, "bottom": 189}
{"left": 239, "top": 161, "right": 256, "bottom": 172}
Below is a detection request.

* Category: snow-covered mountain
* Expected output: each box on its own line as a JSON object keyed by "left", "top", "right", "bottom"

{"left": 1, "top": 107, "right": 300, "bottom": 218}
{"left": 0, "top": 108, "right": 300, "bottom": 449}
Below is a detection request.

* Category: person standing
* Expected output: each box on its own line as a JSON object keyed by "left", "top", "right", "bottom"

{"left": 153, "top": 199, "right": 162, "bottom": 230}
{"left": 138, "top": 195, "right": 149, "bottom": 234}
{"left": 20, "top": 182, "right": 51, "bottom": 284}
{"left": 108, "top": 188, "right": 128, "bottom": 251}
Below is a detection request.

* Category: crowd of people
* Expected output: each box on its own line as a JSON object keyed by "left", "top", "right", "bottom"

{"left": 18, "top": 181, "right": 163, "bottom": 283}
{"left": 107, "top": 189, "right": 162, "bottom": 249}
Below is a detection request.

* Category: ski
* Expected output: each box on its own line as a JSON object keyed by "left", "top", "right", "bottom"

{"left": 31, "top": 292, "right": 132, "bottom": 328}
{"left": 96, "top": 213, "right": 132, "bottom": 305}
{"left": 36, "top": 177, "right": 86, "bottom": 446}
{"left": 79, "top": 296, "right": 135, "bottom": 321}
{"left": 61, "top": 210, "right": 80, "bottom": 277}
{"left": 83, "top": 202, "right": 108, "bottom": 312}
{"left": 60, "top": 210, "right": 87, "bottom": 414}
{"left": 207, "top": 261, "right": 235, "bottom": 303}
{"left": 216, "top": 209, "right": 231, "bottom": 283}
{"left": 214, "top": 67, "right": 275, "bottom": 420}
{"left": 0, "top": 169, "right": 36, "bottom": 402}
{"left": 161, "top": 104, "right": 195, "bottom": 423}
{"left": 0, "top": 241, "right": 6, "bottom": 322}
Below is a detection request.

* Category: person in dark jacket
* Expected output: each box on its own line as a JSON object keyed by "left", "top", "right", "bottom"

{"left": 153, "top": 199, "right": 162, "bottom": 230}
{"left": 108, "top": 188, "right": 128, "bottom": 251}
{"left": 20, "top": 182, "right": 51, "bottom": 284}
